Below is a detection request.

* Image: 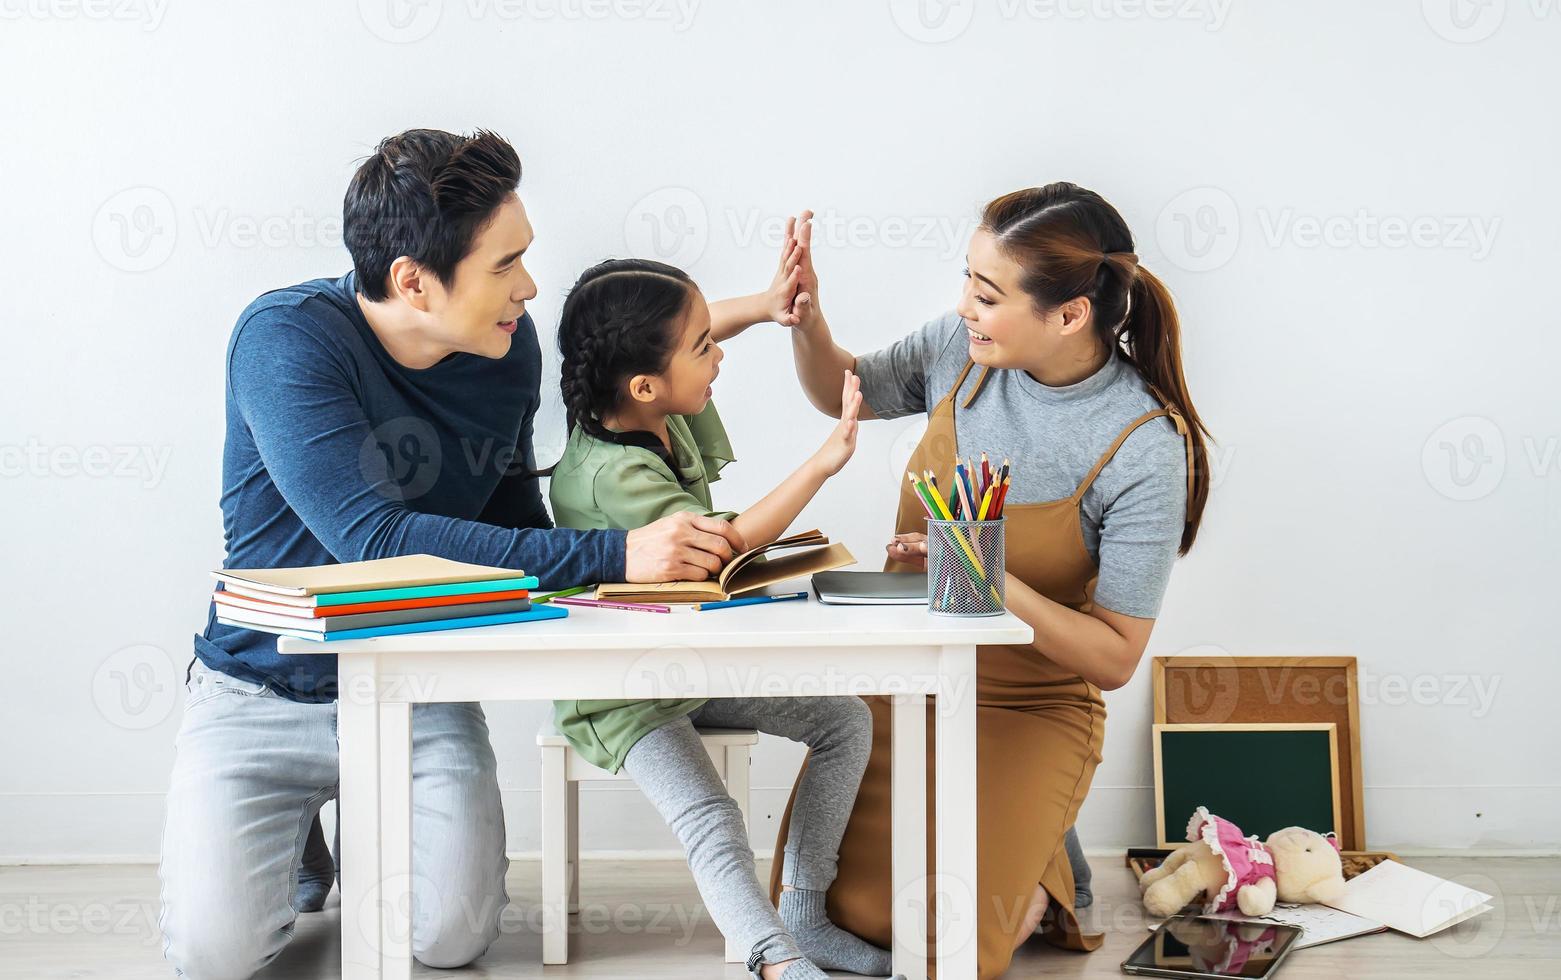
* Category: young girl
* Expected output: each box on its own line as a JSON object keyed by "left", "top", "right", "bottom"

{"left": 547, "top": 255, "right": 900, "bottom": 980}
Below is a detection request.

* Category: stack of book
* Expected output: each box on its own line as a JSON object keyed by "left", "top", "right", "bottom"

{"left": 211, "top": 554, "right": 567, "bottom": 641}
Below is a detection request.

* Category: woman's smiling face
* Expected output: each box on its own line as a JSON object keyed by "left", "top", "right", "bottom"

{"left": 956, "top": 228, "right": 1091, "bottom": 373}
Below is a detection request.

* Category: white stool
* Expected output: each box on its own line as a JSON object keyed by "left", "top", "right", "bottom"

{"left": 536, "top": 721, "right": 760, "bottom": 965}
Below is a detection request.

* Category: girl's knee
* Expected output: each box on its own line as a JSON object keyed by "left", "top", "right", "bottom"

{"left": 818, "top": 696, "right": 874, "bottom": 759}
{"left": 816, "top": 695, "right": 872, "bottom": 740}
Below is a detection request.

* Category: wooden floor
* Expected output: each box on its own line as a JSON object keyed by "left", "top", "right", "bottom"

{"left": 2, "top": 856, "right": 1557, "bottom": 978}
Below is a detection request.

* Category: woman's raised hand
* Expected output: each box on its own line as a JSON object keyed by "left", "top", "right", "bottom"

{"left": 811, "top": 369, "right": 862, "bottom": 476}
{"left": 789, "top": 212, "right": 820, "bottom": 325}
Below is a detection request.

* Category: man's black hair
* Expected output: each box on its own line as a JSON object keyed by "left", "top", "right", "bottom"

{"left": 344, "top": 129, "right": 521, "bottom": 302}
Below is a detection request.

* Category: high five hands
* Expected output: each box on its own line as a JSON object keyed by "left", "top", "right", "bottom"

{"left": 763, "top": 210, "right": 819, "bottom": 328}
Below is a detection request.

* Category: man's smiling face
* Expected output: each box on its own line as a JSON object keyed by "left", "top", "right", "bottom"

{"left": 421, "top": 193, "right": 538, "bottom": 359}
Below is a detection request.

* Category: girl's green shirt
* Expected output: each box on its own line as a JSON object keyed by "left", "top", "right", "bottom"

{"left": 547, "top": 400, "right": 737, "bottom": 772}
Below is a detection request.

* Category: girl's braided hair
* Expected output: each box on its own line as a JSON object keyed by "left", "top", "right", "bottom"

{"left": 557, "top": 258, "right": 697, "bottom": 441}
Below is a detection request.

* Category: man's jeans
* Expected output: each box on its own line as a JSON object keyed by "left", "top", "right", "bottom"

{"left": 158, "top": 659, "right": 509, "bottom": 979}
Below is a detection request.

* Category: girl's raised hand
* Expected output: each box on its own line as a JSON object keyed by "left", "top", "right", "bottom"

{"left": 812, "top": 370, "right": 862, "bottom": 476}
{"left": 762, "top": 211, "right": 811, "bottom": 327}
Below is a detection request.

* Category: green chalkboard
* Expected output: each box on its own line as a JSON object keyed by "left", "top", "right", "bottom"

{"left": 1154, "top": 724, "right": 1341, "bottom": 847}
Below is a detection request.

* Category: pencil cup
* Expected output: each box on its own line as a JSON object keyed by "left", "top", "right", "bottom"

{"left": 926, "top": 518, "right": 1005, "bottom": 617}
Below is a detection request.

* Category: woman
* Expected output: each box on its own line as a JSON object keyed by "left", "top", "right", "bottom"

{"left": 765, "top": 184, "right": 1211, "bottom": 977}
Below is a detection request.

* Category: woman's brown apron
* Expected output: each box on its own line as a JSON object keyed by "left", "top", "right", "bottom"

{"left": 768, "top": 358, "right": 1191, "bottom": 978}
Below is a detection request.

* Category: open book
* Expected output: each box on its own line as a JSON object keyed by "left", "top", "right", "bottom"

{"left": 596, "top": 529, "right": 855, "bottom": 604}
{"left": 1323, "top": 859, "right": 1493, "bottom": 938}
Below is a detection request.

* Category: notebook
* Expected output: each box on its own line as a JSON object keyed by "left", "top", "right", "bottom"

{"left": 218, "top": 603, "right": 568, "bottom": 642}
{"left": 210, "top": 587, "right": 533, "bottom": 619}
{"left": 1322, "top": 859, "right": 1493, "bottom": 938}
{"left": 812, "top": 571, "right": 927, "bottom": 605}
{"left": 213, "top": 555, "right": 536, "bottom": 608}
{"left": 214, "top": 596, "right": 534, "bottom": 634}
{"left": 213, "top": 554, "right": 528, "bottom": 599}
{"left": 596, "top": 530, "right": 855, "bottom": 604}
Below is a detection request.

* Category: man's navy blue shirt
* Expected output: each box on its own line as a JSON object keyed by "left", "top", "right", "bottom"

{"left": 196, "top": 272, "right": 625, "bottom": 701}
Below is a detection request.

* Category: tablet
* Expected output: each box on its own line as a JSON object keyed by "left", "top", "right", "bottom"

{"left": 1122, "top": 914, "right": 1302, "bottom": 978}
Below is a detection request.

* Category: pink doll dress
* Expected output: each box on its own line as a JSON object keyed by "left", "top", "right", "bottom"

{"left": 1185, "top": 806, "right": 1278, "bottom": 913}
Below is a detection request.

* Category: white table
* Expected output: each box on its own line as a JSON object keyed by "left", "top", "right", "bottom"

{"left": 278, "top": 593, "right": 1031, "bottom": 980}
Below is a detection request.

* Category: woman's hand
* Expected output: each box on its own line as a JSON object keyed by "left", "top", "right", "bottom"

{"left": 809, "top": 370, "right": 862, "bottom": 476}
{"left": 789, "top": 212, "right": 821, "bottom": 326}
{"left": 761, "top": 212, "right": 812, "bottom": 327}
{"left": 886, "top": 532, "right": 928, "bottom": 570}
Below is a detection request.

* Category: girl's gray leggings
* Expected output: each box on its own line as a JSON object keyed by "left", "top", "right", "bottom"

{"left": 621, "top": 695, "right": 873, "bottom": 970}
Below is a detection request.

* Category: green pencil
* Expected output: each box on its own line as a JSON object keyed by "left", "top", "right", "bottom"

{"left": 533, "top": 584, "right": 592, "bottom": 604}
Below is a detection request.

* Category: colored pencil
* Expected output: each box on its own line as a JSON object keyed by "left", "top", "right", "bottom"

{"left": 923, "top": 473, "right": 995, "bottom": 594}
{"left": 552, "top": 596, "right": 671, "bottom": 614}
{"left": 695, "top": 591, "right": 808, "bottom": 611}
{"left": 953, "top": 462, "right": 975, "bottom": 520}
{"left": 991, "top": 460, "right": 1011, "bottom": 518}
{"left": 908, "top": 472, "right": 939, "bottom": 519}
{"left": 981, "top": 452, "right": 992, "bottom": 495}
{"left": 976, "top": 485, "right": 994, "bottom": 521}
{"left": 925, "top": 474, "right": 954, "bottom": 521}
{"left": 921, "top": 467, "right": 1002, "bottom": 607}
{"left": 533, "top": 584, "right": 592, "bottom": 604}
{"left": 992, "top": 475, "right": 1011, "bottom": 519}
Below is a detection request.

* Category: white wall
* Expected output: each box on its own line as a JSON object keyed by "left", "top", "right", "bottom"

{"left": 3, "top": 1, "right": 1557, "bottom": 862}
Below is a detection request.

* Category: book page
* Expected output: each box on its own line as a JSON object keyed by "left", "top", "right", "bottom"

{"left": 1205, "top": 903, "right": 1385, "bottom": 949}
{"left": 1323, "top": 859, "right": 1493, "bottom": 938}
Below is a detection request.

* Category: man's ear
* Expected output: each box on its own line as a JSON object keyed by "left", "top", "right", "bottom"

{"left": 626, "top": 374, "right": 658, "bottom": 405}
{"left": 1057, "top": 295, "right": 1093, "bottom": 336}
{"left": 387, "top": 256, "right": 432, "bottom": 313}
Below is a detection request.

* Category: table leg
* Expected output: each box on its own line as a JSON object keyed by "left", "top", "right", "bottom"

{"left": 890, "top": 692, "right": 928, "bottom": 979}
{"left": 541, "top": 744, "right": 569, "bottom": 964}
{"left": 935, "top": 644, "right": 979, "bottom": 979}
{"left": 378, "top": 701, "right": 412, "bottom": 980}
{"left": 338, "top": 652, "right": 383, "bottom": 980}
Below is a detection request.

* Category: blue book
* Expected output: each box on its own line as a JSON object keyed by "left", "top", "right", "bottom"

{"left": 220, "top": 603, "right": 568, "bottom": 642}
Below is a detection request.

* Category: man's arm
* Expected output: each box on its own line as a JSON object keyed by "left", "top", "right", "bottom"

{"left": 230, "top": 311, "right": 618, "bottom": 588}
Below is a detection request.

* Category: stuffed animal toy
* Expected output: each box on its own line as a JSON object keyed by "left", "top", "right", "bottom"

{"left": 1139, "top": 806, "right": 1347, "bottom": 917}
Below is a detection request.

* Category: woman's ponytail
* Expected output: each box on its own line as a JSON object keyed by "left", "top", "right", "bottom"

{"left": 1123, "top": 265, "right": 1210, "bottom": 553}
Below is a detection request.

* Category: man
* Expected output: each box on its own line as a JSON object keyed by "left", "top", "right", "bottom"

{"left": 159, "top": 128, "right": 748, "bottom": 978}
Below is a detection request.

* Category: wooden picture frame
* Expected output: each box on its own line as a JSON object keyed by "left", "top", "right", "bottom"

{"left": 1152, "top": 655, "right": 1366, "bottom": 850}
{"left": 1152, "top": 722, "right": 1342, "bottom": 849}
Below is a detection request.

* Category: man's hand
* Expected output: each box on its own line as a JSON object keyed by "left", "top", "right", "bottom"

{"left": 624, "top": 511, "right": 749, "bottom": 582}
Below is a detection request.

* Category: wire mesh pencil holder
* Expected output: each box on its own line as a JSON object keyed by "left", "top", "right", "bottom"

{"left": 926, "top": 518, "right": 1006, "bottom": 617}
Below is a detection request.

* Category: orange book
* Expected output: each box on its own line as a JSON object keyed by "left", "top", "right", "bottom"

{"left": 213, "top": 587, "right": 531, "bottom": 619}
